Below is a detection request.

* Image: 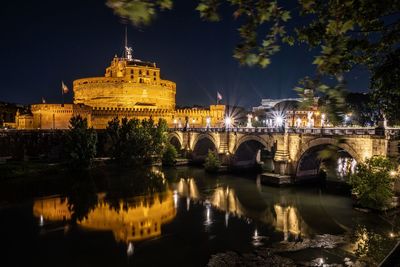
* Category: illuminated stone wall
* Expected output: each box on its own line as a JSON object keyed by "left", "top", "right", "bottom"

{"left": 74, "top": 57, "right": 176, "bottom": 110}
{"left": 29, "top": 104, "right": 92, "bottom": 129}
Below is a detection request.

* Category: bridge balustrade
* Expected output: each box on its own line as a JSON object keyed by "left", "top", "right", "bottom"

{"left": 167, "top": 127, "right": 397, "bottom": 136}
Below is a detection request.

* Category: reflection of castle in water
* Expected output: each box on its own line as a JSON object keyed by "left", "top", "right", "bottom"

{"left": 33, "top": 191, "right": 176, "bottom": 244}
{"left": 175, "top": 178, "right": 309, "bottom": 240}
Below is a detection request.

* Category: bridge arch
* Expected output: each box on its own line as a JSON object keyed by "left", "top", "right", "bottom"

{"left": 235, "top": 135, "right": 272, "bottom": 152}
{"left": 232, "top": 135, "right": 274, "bottom": 169}
{"left": 168, "top": 132, "right": 183, "bottom": 151}
{"left": 295, "top": 138, "right": 360, "bottom": 181}
{"left": 191, "top": 134, "right": 219, "bottom": 162}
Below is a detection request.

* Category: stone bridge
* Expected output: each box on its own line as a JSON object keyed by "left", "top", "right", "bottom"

{"left": 168, "top": 127, "right": 400, "bottom": 181}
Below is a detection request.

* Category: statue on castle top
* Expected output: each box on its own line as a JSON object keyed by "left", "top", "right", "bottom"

{"left": 125, "top": 46, "right": 133, "bottom": 61}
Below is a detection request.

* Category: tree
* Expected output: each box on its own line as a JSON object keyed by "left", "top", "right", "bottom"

{"left": 370, "top": 49, "right": 400, "bottom": 126}
{"left": 64, "top": 115, "right": 97, "bottom": 169}
{"left": 345, "top": 92, "right": 378, "bottom": 126}
{"left": 204, "top": 150, "right": 220, "bottom": 173}
{"left": 162, "top": 142, "right": 178, "bottom": 167}
{"left": 349, "top": 156, "right": 397, "bottom": 210}
{"left": 105, "top": 117, "right": 168, "bottom": 165}
{"left": 107, "top": 0, "right": 400, "bottom": 124}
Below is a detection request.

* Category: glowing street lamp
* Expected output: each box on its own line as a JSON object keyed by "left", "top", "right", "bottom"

{"left": 275, "top": 116, "right": 283, "bottom": 127}
{"left": 173, "top": 119, "right": 177, "bottom": 128}
{"left": 225, "top": 117, "right": 232, "bottom": 129}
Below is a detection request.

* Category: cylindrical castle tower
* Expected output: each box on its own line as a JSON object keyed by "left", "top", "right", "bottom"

{"left": 73, "top": 53, "right": 176, "bottom": 110}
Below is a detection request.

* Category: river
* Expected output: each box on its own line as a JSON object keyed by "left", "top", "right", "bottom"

{"left": 0, "top": 166, "right": 398, "bottom": 266}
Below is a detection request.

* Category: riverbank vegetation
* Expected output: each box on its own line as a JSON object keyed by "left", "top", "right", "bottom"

{"left": 64, "top": 115, "right": 97, "bottom": 169}
{"left": 204, "top": 150, "right": 220, "bottom": 173}
{"left": 162, "top": 143, "right": 178, "bottom": 166}
{"left": 350, "top": 156, "right": 398, "bottom": 210}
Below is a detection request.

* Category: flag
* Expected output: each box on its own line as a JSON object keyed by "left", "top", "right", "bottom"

{"left": 217, "top": 91, "right": 222, "bottom": 101}
{"left": 42, "top": 97, "right": 46, "bottom": 104}
{"left": 61, "top": 81, "right": 69, "bottom": 94}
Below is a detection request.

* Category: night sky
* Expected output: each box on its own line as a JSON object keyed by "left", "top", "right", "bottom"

{"left": 0, "top": 0, "right": 369, "bottom": 109}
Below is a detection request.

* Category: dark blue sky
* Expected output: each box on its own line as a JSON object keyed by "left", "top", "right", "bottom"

{"left": 0, "top": 0, "right": 369, "bottom": 108}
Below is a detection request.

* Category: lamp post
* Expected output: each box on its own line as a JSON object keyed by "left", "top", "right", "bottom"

{"left": 225, "top": 117, "right": 232, "bottom": 130}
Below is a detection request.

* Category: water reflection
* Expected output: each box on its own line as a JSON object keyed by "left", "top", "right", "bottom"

{"left": 174, "top": 177, "right": 308, "bottom": 241}
{"left": 336, "top": 157, "right": 357, "bottom": 179}
{"left": 33, "top": 191, "right": 176, "bottom": 244}
{"left": 24, "top": 167, "right": 400, "bottom": 265}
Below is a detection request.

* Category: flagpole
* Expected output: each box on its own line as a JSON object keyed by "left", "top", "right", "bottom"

{"left": 61, "top": 81, "right": 64, "bottom": 107}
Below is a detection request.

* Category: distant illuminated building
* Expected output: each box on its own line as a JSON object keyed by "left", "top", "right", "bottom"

{"left": 33, "top": 191, "right": 176, "bottom": 244}
{"left": 16, "top": 44, "right": 225, "bottom": 129}
{"left": 252, "top": 93, "right": 326, "bottom": 128}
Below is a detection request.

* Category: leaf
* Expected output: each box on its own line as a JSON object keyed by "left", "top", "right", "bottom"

{"left": 259, "top": 57, "right": 271, "bottom": 68}
{"left": 341, "top": 20, "right": 354, "bottom": 33}
{"left": 281, "top": 10, "right": 291, "bottom": 22}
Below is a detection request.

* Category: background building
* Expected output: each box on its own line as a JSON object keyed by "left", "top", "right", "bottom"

{"left": 252, "top": 94, "right": 324, "bottom": 128}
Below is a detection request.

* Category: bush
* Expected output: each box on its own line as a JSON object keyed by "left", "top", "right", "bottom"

{"left": 204, "top": 150, "right": 220, "bottom": 173}
{"left": 349, "top": 156, "right": 396, "bottom": 210}
{"left": 65, "top": 115, "right": 97, "bottom": 169}
{"left": 162, "top": 143, "right": 177, "bottom": 166}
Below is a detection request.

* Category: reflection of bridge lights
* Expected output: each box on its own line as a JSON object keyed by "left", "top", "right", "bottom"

{"left": 252, "top": 228, "right": 263, "bottom": 247}
{"left": 127, "top": 242, "right": 134, "bottom": 257}
{"left": 225, "top": 212, "right": 229, "bottom": 228}
{"left": 337, "top": 157, "right": 357, "bottom": 179}
{"left": 39, "top": 215, "right": 44, "bottom": 227}
{"left": 186, "top": 197, "right": 190, "bottom": 211}
{"left": 173, "top": 190, "right": 178, "bottom": 208}
{"left": 204, "top": 202, "right": 212, "bottom": 227}
{"left": 389, "top": 232, "right": 395, "bottom": 238}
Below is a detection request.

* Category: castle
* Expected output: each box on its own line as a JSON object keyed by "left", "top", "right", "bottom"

{"left": 16, "top": 45, "right": 225, "bottom": 129}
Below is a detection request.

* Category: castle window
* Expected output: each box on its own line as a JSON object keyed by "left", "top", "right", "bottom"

{"left": 153, "top": 72, "right": 156, "bottom": 76}
{"left": 131, "top": 75, "right": 133, "bottom": 79}
{"left": 153, "top": 77, "right": 156, "bottom": 81}
{"left": 139, "top": 70, "right": 142, "bottom": 75}
{"left": 130, "top": 69, "right": 133, "bottom": 74}
{"left": 146, "top": 70, "right": 149, "bottom": 76}
{"left": 140, "top": 78, "right": 143, "bottom": 83}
